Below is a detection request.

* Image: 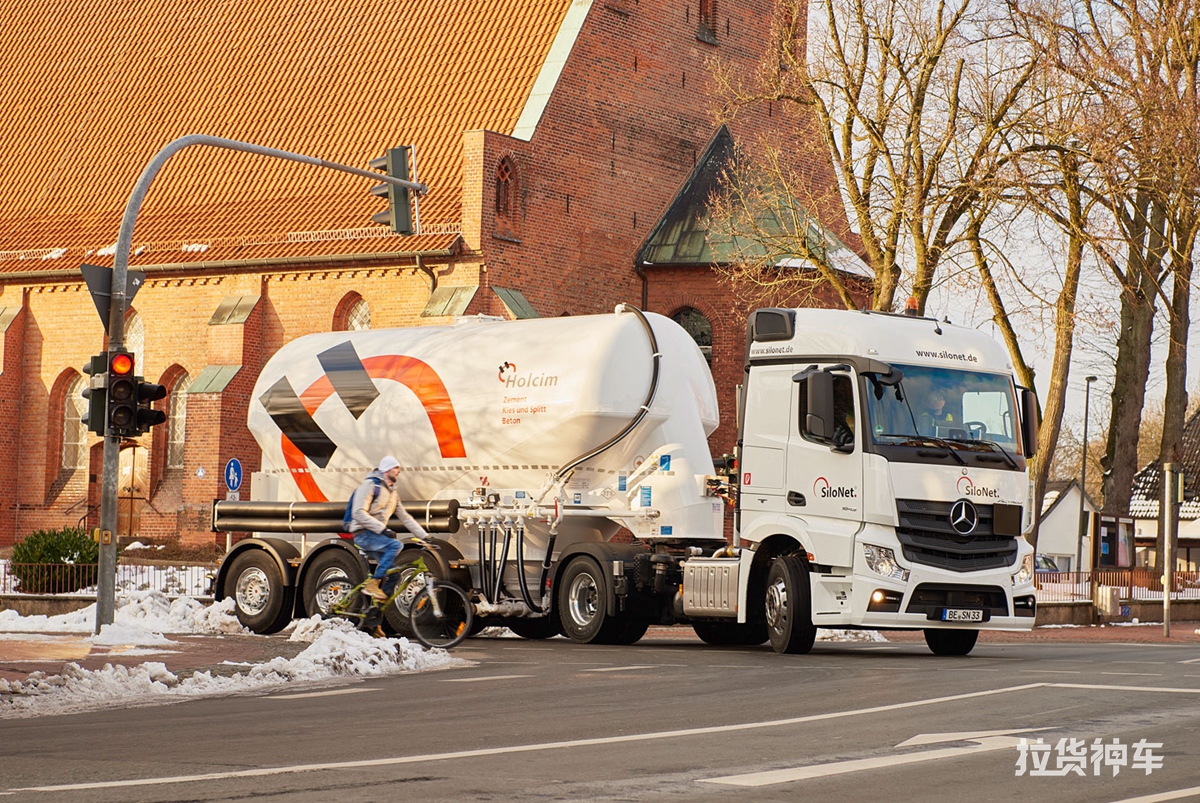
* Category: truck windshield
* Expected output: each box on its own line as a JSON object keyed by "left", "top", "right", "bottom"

{"left": 865, "top": 364, "right": 1021, "bottom": 455}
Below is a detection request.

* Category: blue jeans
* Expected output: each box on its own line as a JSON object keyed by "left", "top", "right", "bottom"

{"left": 353, "top": 530, "right": 401, "bottom": 588}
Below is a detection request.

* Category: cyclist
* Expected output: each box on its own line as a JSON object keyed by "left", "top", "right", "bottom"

{"left": 347, "top": 455, "right": 431, "bottom": 601}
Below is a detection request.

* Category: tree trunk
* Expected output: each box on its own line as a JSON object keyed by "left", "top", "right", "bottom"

{"left": 1100, "top": 193, "right": 1164, "bottom": 517}
{"left": 1155, "top": 250, "right": 1193, "bottom": 568}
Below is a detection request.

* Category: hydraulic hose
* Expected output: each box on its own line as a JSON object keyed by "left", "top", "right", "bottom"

{"left": 532, "top": 304, "right": 662, "bottom": 607}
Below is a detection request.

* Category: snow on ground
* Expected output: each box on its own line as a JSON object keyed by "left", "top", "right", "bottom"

{"left": 0, "top": 592, "right": 469, "bottom": 719}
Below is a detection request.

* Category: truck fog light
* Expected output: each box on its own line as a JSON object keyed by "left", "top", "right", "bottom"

{"left": 1014, "top": 553, "right": 1034, "bottom": 585}
{"left": 863, "top": 545, "right": 909, "bottom": 581}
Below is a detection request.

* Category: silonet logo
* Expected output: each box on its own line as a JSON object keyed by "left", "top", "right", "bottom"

{"left": 950, "top": 499, "right": 979, "bottom": 535}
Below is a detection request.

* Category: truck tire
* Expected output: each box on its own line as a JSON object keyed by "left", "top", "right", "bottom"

{"left": 557, "top": 556, "right": 609, "bottom": 643}
{"left": 693, "top": 620, "right": 769, "bottom": 646}
{"left": 765, "top": 554, "right": 817, "bottom": 654}
{"left": 302, "top": 550, "right": 365, "bottom": 619}
{"left": 382, "top": 552, "right": 441, "bottom": 636}
{"left": 227, "top": 550, "right": 295, "bottom": 634}
{"left": 507, "top": 616, "right": 561, "bottom": 640}
{"left": 923, "top": 628, "right": 978, "bottom": 656}
{"left": 597, "top": 617, "right": 649, "bottom": 645}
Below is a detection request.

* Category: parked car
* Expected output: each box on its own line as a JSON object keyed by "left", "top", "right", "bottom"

{"left": 1035, "top": 555, "right": 1061, "bottom": 572}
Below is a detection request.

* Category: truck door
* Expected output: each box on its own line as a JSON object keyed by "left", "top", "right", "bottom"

{"left": 786, "top": 366, "right": 863, "bottom": 567}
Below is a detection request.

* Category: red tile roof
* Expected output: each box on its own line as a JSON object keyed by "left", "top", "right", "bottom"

{"left": 0, "top": 0, "right": 570, "bottom": 274}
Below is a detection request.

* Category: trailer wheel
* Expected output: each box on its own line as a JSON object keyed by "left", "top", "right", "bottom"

{"left": 302, "top": 550, "right": 365, "bottom": 618}
{"left": 923, "top": 628, "right": 978, "bottom": 656}
{"left": 597, "top": 617, "right": 649, "bottom": 645}
{"left": 382, "top": 552, "right": 441, "bottom": 636}
{"left": 764, "top": 554, "right": 817, "bottom": 654}
{"left": 693, "top": 620, "right": 769, "bottom": 646}
{"left": 227, "top": 550, "right": 294, "bottom": 634}
{"left": 557, "top": 556, "right": 609, "bottom": 643}
{"left": 507, "top": 616, "right": 561, "bottom": 640}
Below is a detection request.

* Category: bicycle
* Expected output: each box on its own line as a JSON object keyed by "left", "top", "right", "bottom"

{"left": 315, "top": 548, "right": 474, "bottom": 649}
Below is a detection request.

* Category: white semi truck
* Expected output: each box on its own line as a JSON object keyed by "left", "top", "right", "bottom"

{"left": 213, "top": 304, "right": 1040, "bottom": 655}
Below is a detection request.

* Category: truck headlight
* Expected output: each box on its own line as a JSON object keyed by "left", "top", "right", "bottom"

{"left": 1014, "top": 553, "right": 1034, "bottom": 585}
{"left": 863, "top": 545, "right": 909, "bottom": 582}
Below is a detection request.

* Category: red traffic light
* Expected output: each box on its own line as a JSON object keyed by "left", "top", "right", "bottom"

{"left": 110, "top": 352, "right": 134, "bottom": 375}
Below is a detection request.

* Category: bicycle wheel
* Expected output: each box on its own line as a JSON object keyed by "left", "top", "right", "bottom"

{"left": 315, "top": 576, "right": 365, "bottom": 622}
{"left": 409, "top": 581, "right": 473, "bottom": 649}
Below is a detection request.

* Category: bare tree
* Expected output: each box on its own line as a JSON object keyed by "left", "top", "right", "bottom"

{"left": 1022, "top": 0, "right": 1200, "bottom": 557}
{"left": 711, "top": 0, "right": 1036, "bottom": 312}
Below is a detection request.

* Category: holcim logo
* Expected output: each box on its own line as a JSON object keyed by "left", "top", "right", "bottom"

{"left": 957, "top": 475, "right": 999, "bottom": 499}
{"left": 498, "top": 360, "right": 559, "bottom": 388}
{"left": 813, "top": 476, "right": 857, "bottom": 499}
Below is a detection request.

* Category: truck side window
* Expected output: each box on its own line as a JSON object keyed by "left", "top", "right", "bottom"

{"left": 798, "top": 374, "right": 855, "bottom": 450}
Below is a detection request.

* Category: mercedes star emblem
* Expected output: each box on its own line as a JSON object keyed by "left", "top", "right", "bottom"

{"left": 950, "top": 499, "right": 978, "bottom": 535}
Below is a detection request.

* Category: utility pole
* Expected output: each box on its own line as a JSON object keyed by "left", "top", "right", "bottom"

{"left": 92, "top": 135, "right": 427, "bottom": 634}
{"left": 1163, "top": 463, "right": 1178, "bottom": 638}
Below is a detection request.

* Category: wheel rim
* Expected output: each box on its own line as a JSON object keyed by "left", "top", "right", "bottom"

{"left": 312, "top": 568, "right": 349, "bottom": 614}
{"left": 566, "top": 571, "right": 599, "bottom": 628}
{"left": 765, "top": 576, "right": 787, "bottom": 633}
{"left": 315, "top": 576, "right": 352, "bottom": 614}
{"left": 235, "top": 567, "right": 270, "bottom": 616}
{"left": 391, "top": 567, "right": 425, "bottom": 616}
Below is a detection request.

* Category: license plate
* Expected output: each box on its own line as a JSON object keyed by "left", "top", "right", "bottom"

{"left": 942, "top": 608, "right": 984, "bottom": 622}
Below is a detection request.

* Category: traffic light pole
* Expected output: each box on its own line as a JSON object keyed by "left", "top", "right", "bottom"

{"left": 94, "top": 135, "right": 428, "bottom": 633}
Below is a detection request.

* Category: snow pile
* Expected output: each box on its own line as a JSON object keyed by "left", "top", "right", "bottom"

{"left": 0, "top": 596, "right": 468, "bottom": 719}
{"left": 0, "top": 591, "right": 245, "bottom": 636}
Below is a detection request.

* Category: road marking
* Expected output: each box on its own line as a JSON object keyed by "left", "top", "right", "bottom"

{"left": 583, "top": 665, "right": 661, "bottom": 673}
{"left": 1106, "top": 785, "right": 1200, "bottom": 803}
{"left": 1101, "top": 672, "right": 1163, "bottom": 677}
{"left": 1179, "top": 657, "right": 1200, "bottom": 664}
{"left": 1113, "top": 661, "right": 1166, "bottom": 665}
{"left": 1050, "top": 683, "right": 1200, "bottom": 694}
{"left": 937, "top": 667, "right": 999, "bottom": 672}
{"left": 440, "top": 674, "right": 533, "bottom": 683}
{"left": 1019, "top": 670, "right": 1082, "bottom": 674}
{"left": 270, "top": 688, "right": 374, "bottom": 700}
{"left": 4, "top": 684, "right": 1048, "bottom": 794}
{"left": 700, "top": 730, "right": 1050, "bottom": 787}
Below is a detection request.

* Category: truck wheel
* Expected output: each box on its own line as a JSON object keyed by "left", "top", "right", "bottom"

{"left": 507, "top": 616, "right": 562, "bottom": 640}
{"left": 693, "top": 620, "right": 769, "bottom": 646}
{"left": 557, "top": 557, "right": 609, "bottom": 643}
{"left": 923, "top": 628, "right": 978, "bottom": 656}
{"left": 382, "top": 554, "right": 440, "bottom": 636}
{"left": 765, "top": 554, "right": 816, "bottom": 654}
{"left": 597, "top": 617, "right": 649, "bottom": 645}
{"left": 227, "top": 550, "right": 294, "bottom": 634}
{"left": 302, "top": 550, "right": 365, "bottom": 618}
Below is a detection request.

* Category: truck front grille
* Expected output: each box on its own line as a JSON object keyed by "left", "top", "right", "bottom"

{"left": 894, "top": 499, "right": 1018, "bottom": 572}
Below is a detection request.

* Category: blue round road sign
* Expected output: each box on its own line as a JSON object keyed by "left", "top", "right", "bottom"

{"left": 224, "top": 458, "right": 243, "bottom": 492}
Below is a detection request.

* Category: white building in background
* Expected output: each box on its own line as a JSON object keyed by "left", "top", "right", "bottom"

{"left": 1036, "top": 479, "right": 1098, "bottom": 573}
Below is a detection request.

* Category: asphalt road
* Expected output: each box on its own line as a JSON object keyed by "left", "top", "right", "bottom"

{"left": 3, "top": 633, "right": 1199, "bottom": 803}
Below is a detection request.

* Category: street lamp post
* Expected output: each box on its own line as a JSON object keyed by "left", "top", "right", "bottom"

{"left": 1076, "top": 375, "right": 1098, "bottom": 575}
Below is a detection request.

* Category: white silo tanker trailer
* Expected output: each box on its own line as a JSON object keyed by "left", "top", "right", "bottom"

{"left": 213, "top": 303, "right": 1041, "bottom": 655}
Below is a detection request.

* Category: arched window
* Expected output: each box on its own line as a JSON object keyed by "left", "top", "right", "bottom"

{"left": 62, "top": 375, "right": 87, "bottom": 469}
{"left": 496, "top": 156, "right": 515, "bottom": 220}
{"left": 167, "top": 373, "right": 190, "bottom": 469}
{"left": 671, "top": 307, "right": 713, "bottom": 367}
{"left": 346, "top": 298, "right": 371, "bottom": 330}
{"left": 125, "top": 311, "right": 145, "bottom": 367}
{"left": 334, "top": 293, "right": 371, "bottom": 331}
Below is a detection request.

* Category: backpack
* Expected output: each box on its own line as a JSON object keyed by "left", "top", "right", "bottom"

{"left": 340, "top": 476, "right": 383, "bottom": 539}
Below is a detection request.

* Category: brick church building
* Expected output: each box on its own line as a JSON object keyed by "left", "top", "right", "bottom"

{"left": 0, "top": 0, "right": 861, "bottom": 547}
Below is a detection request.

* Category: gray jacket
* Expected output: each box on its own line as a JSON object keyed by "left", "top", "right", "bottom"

{"left": 347, "top": 468, "right": 429, "bottom": 539}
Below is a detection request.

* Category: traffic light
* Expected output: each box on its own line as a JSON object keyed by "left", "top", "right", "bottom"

{"left": 135, "top": 379, "right": 167, "bottom": 431}
{"left": 107, "top": 350, "right": 137, "bottom": 437}
{"left": 369, "top": 147, "right": 414, "bottom": 235}
{"left": 81, "top": 353, "right": 108, "bottom": 436}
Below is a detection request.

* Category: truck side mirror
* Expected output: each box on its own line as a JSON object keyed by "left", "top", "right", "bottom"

{"left": 806, "top": 371, "right": 835, "bottom": 440}
{"left": 1020, "top": 387, "right": 1040, "bottom": 457}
